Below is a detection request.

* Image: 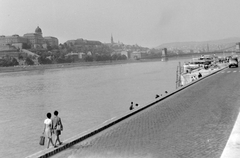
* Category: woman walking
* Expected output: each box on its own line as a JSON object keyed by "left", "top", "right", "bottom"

{"left": 42, "top": 112, "right": 56, "bottom": 148}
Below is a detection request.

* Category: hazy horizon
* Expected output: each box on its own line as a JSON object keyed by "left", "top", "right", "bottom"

{"left": 1, "top": 0, "right": 240, "bottom": 48}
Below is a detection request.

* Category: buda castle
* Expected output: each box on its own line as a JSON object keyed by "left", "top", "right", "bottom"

{"left": 0, "top": 26, "right": 58, "bottom": 51}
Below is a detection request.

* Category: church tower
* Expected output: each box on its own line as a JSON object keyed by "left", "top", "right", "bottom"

{"left": 111, "top": 34, "right": 114, "bottom": 44}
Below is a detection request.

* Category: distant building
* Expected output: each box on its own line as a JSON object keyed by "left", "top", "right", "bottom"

{"left": 130, "top": 51, "right": 141, "bottom": 59}
{"left": 0, "top": 35, "right": 28, "bottom": 51}
{"left": 66, "top": 40, "right": 76, "bottom": 46}
{"left": 65, "top": 52, "right": 86, "bottom": 60}
{"left": 0, "top": 34, "right": 28, "bottom": 46}
{"left": 44, "top": 36, "right": 59, "bottom": 47}
{"left": 120, "top": 51, "right": 128, "bottom": 58}
{"left": 78, "top": 52, "right": 85, "bottom": 59}
{"left": 87, "top": 51, "right": 92, "bottom": 56}
{"left": 111, "top": 50, "right": 129, "bottom": 58}
{"left": 23, "top": 26, "right": 46, "bottom": 49}
{"left": 0, "top": 26, "right": 58, "bottom": 50}
{"left": 66, "top": 38, "right": 102, "bottom": 46}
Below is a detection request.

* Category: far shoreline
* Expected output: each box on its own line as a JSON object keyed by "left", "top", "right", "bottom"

{"left": 0, "top": 58, "right": 166, "bottom": 74}
{"left": 0, "top": 52, "right": 225, "bottom": 74}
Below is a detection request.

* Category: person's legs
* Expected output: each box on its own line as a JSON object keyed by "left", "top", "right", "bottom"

{"left": 47, "top": 135, "right": 56, "bottom": 148}
{"left": 57, "top": 134, "right": 62, "bottom": 145}
{"left": 54, "top": 134, "right": 58, "bottom": 146}
{"left": 54, "top": 133, "right": 62, "bottom": 145}
{"left": 47, "top": 138, "right": 51, "bottom": 148}
{"left": 49, "top": 138, "right": 55, "bottom": 147}
{"left": 54, "top": 131, "right": 62, "bottom": 145}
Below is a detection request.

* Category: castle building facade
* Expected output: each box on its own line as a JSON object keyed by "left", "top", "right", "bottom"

{"left": 44, "top": 36, "right": 59, "bottom": 47}
{"left": 66, "top": 38, "right": 101, "bottom": 46}
{"left": 0, "top": 26, "right": 58, "bottom": 51}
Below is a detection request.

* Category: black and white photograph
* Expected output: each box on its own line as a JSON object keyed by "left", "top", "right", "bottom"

{"left": 1, "top": 0, "right": 240, "bottom": 157}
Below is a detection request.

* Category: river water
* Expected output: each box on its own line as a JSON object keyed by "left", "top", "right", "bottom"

{"left": 0, "top": 57, "right": 191, "bottom": 158}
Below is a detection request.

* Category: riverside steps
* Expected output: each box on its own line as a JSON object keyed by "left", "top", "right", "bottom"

{"left": 28, "top": 64, "right": 240, "bottom": 158}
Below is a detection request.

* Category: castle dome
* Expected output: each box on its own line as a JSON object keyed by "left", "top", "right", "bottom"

{"left": 35, "top": 26, "right": 42, "bottom": 34}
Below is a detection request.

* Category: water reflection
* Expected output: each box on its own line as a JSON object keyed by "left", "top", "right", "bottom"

{"left": 161, "top": 57, "right": 168, "bottom": 62}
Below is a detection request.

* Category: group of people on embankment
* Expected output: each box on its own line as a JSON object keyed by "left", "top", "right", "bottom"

{"left": 42, "top": 110, "right": 63, "bottom": 148}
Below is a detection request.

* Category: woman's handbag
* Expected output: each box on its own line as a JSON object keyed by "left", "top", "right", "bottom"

{"left": 39, "top": 135, "right": 45, "bottom": 146}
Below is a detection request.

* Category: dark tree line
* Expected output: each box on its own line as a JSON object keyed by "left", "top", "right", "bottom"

{"left": 0, "top": 57, "right": 19, "bottom": 67}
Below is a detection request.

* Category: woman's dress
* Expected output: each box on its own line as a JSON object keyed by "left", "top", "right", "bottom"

{"left": 44, "top": 118, "right": 52, "bottom": 138}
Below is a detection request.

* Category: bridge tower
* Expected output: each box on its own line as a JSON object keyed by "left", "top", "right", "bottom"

{"left": 162, "top": 48, "right": 167, "bottom": 57}
{"left": 236, "top": 42, "right": 240, "bottom": 53}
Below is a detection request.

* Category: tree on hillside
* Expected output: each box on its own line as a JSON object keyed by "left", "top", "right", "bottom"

{"left": 18, "top": 55, "right": 24, "bottom": 60}
{"left": 11, "top": 58, "right": 19, "bottom": 66}
{"left": 119, "top": 54, "right": 127, "bottom": 60}
{"left": 111, "top": 54, "right": 127, "bottom": 60}
{"left": 47, "top": 45, "right": 52, "bottom": 51}
{"left": 25, "top": 57, "right": 34, "bottom": 65}
{"left": 84, "top": 55, "right": 93, "bottom": 62}
{"left": 0, "top": 57, "right": 19, "bottom": 67}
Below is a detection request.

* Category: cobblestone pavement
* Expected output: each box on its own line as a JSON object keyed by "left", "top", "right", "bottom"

{"left": 53, "top": 68, "right": 240, "bottom": 158}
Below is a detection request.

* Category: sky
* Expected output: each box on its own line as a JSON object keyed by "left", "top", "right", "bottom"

{"left": 1, "top": 0, "right": 240, "bottom": 48}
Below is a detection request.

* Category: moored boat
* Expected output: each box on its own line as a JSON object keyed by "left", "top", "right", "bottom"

{"left": 183, "top": 55, "right": 214, "bottom": 73}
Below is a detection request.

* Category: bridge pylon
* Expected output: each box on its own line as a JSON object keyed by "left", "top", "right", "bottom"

{"left": 236, "top": 42, "right": 240, "bottom": 53}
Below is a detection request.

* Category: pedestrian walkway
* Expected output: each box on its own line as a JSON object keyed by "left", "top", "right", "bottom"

{"left": 220, "top": 110, "right": 240, "bottom": 158}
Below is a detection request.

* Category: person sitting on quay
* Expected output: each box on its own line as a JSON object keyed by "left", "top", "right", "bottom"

{"left": 130, "top": 102, "right": 134, "bottom": 110}
{"left": 198, "top": 72, "right": 202, "bottom": 78}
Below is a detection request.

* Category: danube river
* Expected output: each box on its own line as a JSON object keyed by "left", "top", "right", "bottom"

{"left": 0, "top": 57, "right": 191, "bottom": 158}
